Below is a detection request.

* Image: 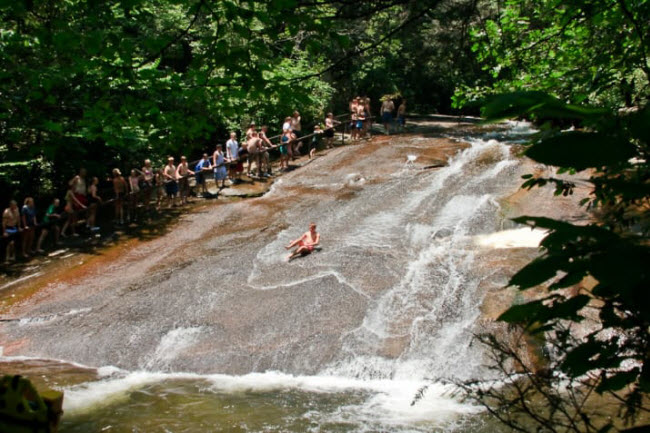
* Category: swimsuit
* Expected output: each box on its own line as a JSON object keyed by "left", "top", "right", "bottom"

{"left": 3, "top": 209, "right": 20, "bottom": 234}
{"left": 213, "top": 153, "right": 227, "bottom": 180}
{"left": 142, "top": 168, "right": 154, "bottom": 186}
{"left": 280, "top": 135, "right": 289, "bottom": 155}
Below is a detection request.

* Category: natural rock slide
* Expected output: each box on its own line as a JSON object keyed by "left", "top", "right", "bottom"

{"left": 0, "top": 119, "right": 589, "bottom": 432}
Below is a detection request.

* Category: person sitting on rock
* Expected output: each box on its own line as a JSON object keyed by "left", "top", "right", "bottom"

{"left": 285, "top": 222, "right": 320, "bottom": 261}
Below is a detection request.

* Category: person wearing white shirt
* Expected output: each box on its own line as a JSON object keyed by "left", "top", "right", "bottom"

{"left": 226, "top": 132, "right": 242, "bottom": 182}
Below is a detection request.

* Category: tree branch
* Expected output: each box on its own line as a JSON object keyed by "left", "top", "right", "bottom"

{"left": 133, "top": 0, "right": 205, "bottom": 69}
{"left": 287, "top": 2, "right": 441, "bottom": 83}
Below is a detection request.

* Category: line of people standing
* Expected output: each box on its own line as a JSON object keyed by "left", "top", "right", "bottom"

{"left": 2, "top": 104, "right": 384, "bottom": 264}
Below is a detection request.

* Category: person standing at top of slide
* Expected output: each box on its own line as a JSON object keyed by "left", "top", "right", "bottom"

{"left": 349, "top": 97, "right": 359, "bottom": 113}
{"left": 245, "top": 122, "right": 256, "bottom": 138}
{"left": 212, "top": 144, "right": 228, "bottom": 189}
{"left": 363, "top": 96, "right": 372, "bottom": 138}
{"left": 69, "top": 168, "right": 88, "bottom": 211}
{"left": 282, "top": 116, "right": 293, "bottom": 159}
{"left": 258, "top": 125, "right": 273, "bottom": 176}
{"left": 291, "top": 111, "right": 303, "bottom": 158}
{"left": 356, "top": 101, "right": 366, "bottom": 140}
{"left": 324, "top": 113, "right": 339, "bottom": 148}
{"left": 349, "top": 98, "right": 359, "bottom": 141}
{"left": 246, "top": 131, "right": 264, "bottom": 177}
{"left": 176, "top": 156, "right": 194, "bottom": 205}
{"left": 381, "top": 97, "right": 395, "bottom": 135}
{"left": 194, "top": 153, "right": 212, "bottom": 197}
{"left": 162, "top": 158, "right": 178, "bottom": 208}
{"left": 2, "top": 200, "right": 20, "bottom": 263}
{"left": 226, "top": 132, "right": 241, "bottom": 183}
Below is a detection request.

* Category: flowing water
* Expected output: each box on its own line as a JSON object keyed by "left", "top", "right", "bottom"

{"left": 0, "top": 120, "right": 582, "bottom": 432}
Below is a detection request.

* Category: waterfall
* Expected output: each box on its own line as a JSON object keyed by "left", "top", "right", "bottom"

{"left": 1, "top": 121, "right": 547, "bottom": 432}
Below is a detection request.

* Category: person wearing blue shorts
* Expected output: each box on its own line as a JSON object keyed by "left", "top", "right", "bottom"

{"left": 212, "top": 144, "right": 228, "bottom": 188}
{"left": 280, "top": 130, "right": 291, "bottom": 171}
{"left": 356, "top": 103, "right": 365, "bottom": 139}
{"left": 194, "top": 153, "right": 212, "bottom": 196}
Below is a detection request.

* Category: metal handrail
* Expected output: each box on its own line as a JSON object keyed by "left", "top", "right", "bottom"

{"left": 2, "top": 113, "right": 372, "bottom": 258}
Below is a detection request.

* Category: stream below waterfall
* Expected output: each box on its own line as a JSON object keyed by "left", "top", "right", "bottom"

{"left": 0, "top": 120, "right": 588, "bottom": 432}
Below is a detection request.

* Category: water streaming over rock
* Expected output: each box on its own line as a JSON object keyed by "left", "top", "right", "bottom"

{"left": 1, "top": 121, "right": 575, "bottom": 432}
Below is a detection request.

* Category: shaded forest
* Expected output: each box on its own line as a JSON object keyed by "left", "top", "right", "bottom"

{"left": 2, "top": 0, "right": 647, "bottom": 202}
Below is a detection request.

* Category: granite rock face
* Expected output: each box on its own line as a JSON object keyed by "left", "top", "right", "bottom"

{"left": 0, "top": 121, "right": 587, "bottom": 381}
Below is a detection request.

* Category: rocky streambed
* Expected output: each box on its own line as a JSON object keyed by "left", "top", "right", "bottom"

{"left": 0, "top": 119, "right": 589, "bottom": 433}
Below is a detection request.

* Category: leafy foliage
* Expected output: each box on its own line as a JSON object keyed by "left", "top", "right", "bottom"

{"left": 479, "top": 91, "right": 650, "bottom": 427}
{"left": 456, "top": 0, "right": 650, "bottom": 110}
{"left": 0, "top": 0, "right": 336, "bottom": 202}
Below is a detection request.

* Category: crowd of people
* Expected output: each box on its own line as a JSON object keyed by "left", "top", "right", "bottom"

{"left": 2, "top": 98, "right": 408, "bottom": 264}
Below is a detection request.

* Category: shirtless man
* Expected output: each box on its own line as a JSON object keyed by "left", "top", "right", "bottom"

{"left": 176, "top": 156, "right": 195, "bottom": 205}
{"left": 112, "top": 168, "right": 128, "bottom": 223}
{"left": 245, "top": 122, "right": 257, "bottom": 141}
{"left": 324, "top": 113, "right": 339, "bottom": 148}
{"left": 259, "top": 125, "right": 273, "bottom": 176}
{"left": 285, "top": 222, "right": 320, "bottom": 261}
{"left": 2, "top": 200, "right": 21, "bottom": 262}
{"left": 163, "top": 157, "right": 178, "bottom": 208}
{"left": 381, "top": 97, "right": 395, "bottom": 135}
{"left": 246, "top": 131, "right": 264, "bottom": 177}
{"left": 69, "top": 168, "right": 88, "bottom": 209}
{"left": 356, "top": 102, "right": 366, "bottom": 140}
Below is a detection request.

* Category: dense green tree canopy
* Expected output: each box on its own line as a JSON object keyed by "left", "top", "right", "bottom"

{"left": 457, "top": 0, "right": 650, "bottom": 109}
{"left": 0, "top": 0, "right": 340, "bottom": 199}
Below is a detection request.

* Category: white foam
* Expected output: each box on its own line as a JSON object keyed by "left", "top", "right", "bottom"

{"left": 62, "top": 369, "right": 481, "bottom": 426}
{"left": 324, "top": 381, "right": 481, "bottom": 428}
{"left": 142, "top": 327, "right": 203, "bottom": 370}
{"left": 473, "top": 228, "right": 547, "bottom": 249}
{"left": 17, "top": 307, "right": 92, "bottom": 326}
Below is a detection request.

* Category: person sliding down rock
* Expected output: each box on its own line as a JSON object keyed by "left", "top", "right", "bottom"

{"left": 285, "top": 223, "right": 320, "bottom": 261}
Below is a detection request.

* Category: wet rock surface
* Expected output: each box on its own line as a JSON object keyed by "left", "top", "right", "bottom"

{"left": 0, "top": 120, "right": 587, "bottom": 381}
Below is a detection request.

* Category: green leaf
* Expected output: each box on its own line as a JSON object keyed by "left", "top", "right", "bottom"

{"left": 43, "top": 121, "right": 63, "bottom": 133}
{"left": 481, "top": 91, "right": 608, "bottom": 122}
